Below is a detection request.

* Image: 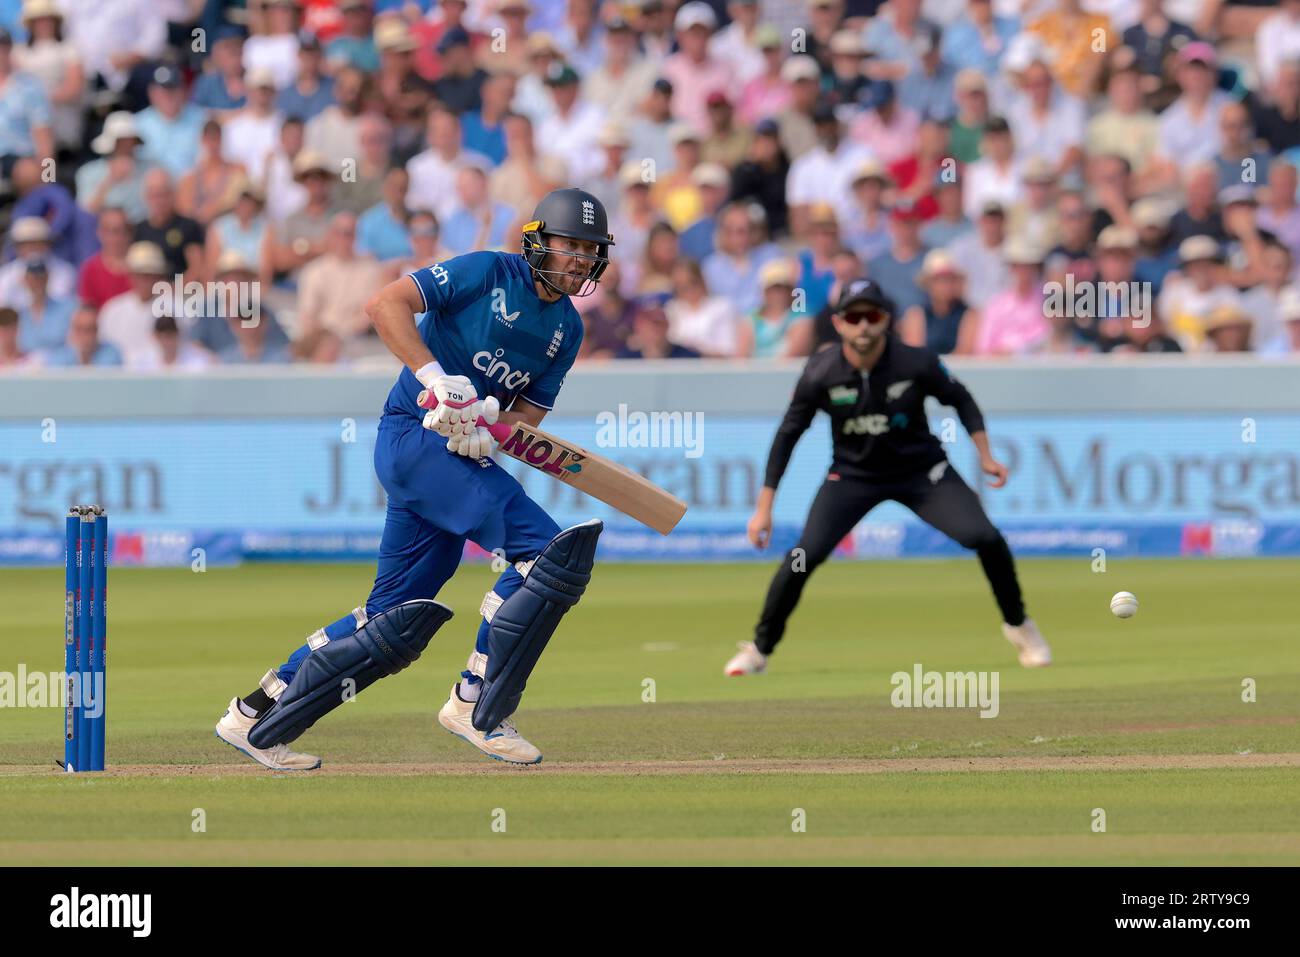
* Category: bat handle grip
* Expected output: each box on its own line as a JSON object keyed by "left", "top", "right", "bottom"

{"left": 417, "top": 389, "right": 513, "bottom": 442}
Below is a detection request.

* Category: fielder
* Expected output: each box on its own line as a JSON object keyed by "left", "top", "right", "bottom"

{"left": 215, "top": 188, "right": 614, "bottom": 769}
{"left": 725, "top": 278, "right": 1052, "bottom": 676}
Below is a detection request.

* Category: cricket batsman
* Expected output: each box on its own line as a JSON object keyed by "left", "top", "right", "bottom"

{"left": 724, "top": 278, "right": 1052, "bottom": 677}
{"left": 215, "top": 188, "right": 614, "bottom": 769}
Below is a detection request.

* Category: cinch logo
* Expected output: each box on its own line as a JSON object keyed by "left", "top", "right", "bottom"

{"left": 472, "top": 349, "right": 532, "bottom": 390}
{"left": 50, "top": 887, "right": 152, "bottom": 937}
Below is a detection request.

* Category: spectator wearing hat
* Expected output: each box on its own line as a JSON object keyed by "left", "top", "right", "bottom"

{"left": 1256, "top": 160, "right": 1300, "bottom": 260}
{"left": 1006, "top": 158, "right": 1059, "bottom": 253}
{"left": 462, "top": 72, "right": 515, "bottom": 168}
{"left": 265, "top": 150, "right": 341, "bottom": 282}
{"left": 74, "top": 111, "right": 150, "bottom": 220}
{"left": 243, "top": 0, "right": 301, "bottom": 90}
{"left": 703, "top": 200, "right": 783, "bottom": 315}
{"left": 730, "top": 118, "right": 790, "bottom": 237}
{"left": 6, "top": 156, "right": 92, "bottom": 266}
{"left": 898, "top": 25, "right": 958, "bottom": 123}
{"left": 628, "top": 220, "right": 680, "bottom": 297}
{"left": 537, "top": 62, "right": 606, "bottom": 184}
{"left": 1132, "top": 197, "right": 1180, "bottom": 295}
{"left": 98, "top": 241, "right": 168, "bottom": 364}
{"left": 739, "top": 257, "right": 811, "bottom": 358}
{"left": 134, "top": 65, "right": 205, "bottom": 177}
{"left": 867, "top": 199, "right": 929, "bottom": 314}
{"left": 0, "top": 215, "right": 74, "bottom": 306}
{"left": 1025, "top": 0, "right": 1112, "bottom": 100}
{"left": 510, "top": 32, "right": 562, "bottom": 126}
{"left": 406, "top": 105, "right": 492, "bottom": 224}
{"left": 176, "top": 119, "right": 247, "bottom": 226}
{"left": 187, "top": 250, "right": 285, "bottom": 359}
{"left": 14, "top": 253, "right": 73, "bottom": 353}
{"left": 737, "top": 26, "right": 792, "bottom": 126}
{"left": 1239, "top": 237, "right": 1298, "bottom": 353}
{"left": 606, "top": 160, "right": 659, "bottom": 271}
{"left": 1168, "top": 162, "right": 1227, "bottom": 247}
{"left": 374, "top": 18, "right": 430, "bottom": 108}
{"left": 554, "top": 0, "right": 605, "bottom": 78}
{"left": 1081, "top": 225, "right": 1149, "bottom": 346}
{"left": 277, "top": 29, "right": 335, "bottom": 122}
{"left": 962, "top": 116, "right": 1021, "bottom": 221}
{"left": 222, "top": 68, "right": 284, "bottom": 183}
{"left": 488, "top": 0, "right": 536, "bottom": 78}
{"left": 1007, "top": 56, "right": 1085, "bottom": 178}
{"left": 1248, "top": 60, "right": 1300, "bottom": 155}
{"left": 948, "top": 69, "right": 991, "bottom": 164}
{"left": 679, "top": 163, "right": 730, "bottom": 260}
{"left": 431, "top": 23, "right": 488, "bottom": 115}
{"left": 1213, "top": 101, "right": 1271, "bottom": 191}
{"left": 662, "top": 2, "right": 733, "bottom": 135}
{"left": 1158, "top": 235, "right": 1242, "bottom": 350}
{"left": 325, "top": 0, "right": 378, "bottom": 73}
{"left": 135, "top": 168, "right": 204, "bottom": 283}
{"left": 651, "top": 124, "right": 705, "bottom": 231}
{"left": 850, "top": 80, "right": 920, "bottom": 167}
{"left": 900, "top": 249, "right": 976, "bottom": 355}
{"left": 490, "top": 111, "right": 567, "bottom": 219}
{"left": 192, "top": 25, "right": 249, "bottom": 115}
{"left": 296, "top": 211, "right": 385, "bottom": 346}
{"left": 41, "top": 303, "right": 122, "bottom": 368}
{"left": 616, "top": 293, "right": 702, "bottom": 360}
{"left": 0, "top": 306, "right": 30, "bottom": 369}
{"left": 584, "top": 122, "right": 631, "bottom": 215}
{"left": 336, "top": 113, "right": 395, "bottom": 215}
{"left": 709, "top": 0, "right": 765, "bottom": 86}
{"left": 946, "top": 200, "right": 1009, "bottom": 310}
{"left": 665, "top": 258, "right": 744, "bottom": 357}
{"left": 973, "top": 238, "right": 1049, "bottom": 355}
{"left": 304, "top": 65, "right": 367, "bottom": 164}
{"left": 941, "top": 0, "right": 1020, "bottom": 77}
{"left": 206, "top": 175, "right": 269, "bottom": 281}
{"left": 441, "top": 164, "right": 515, "bottom": 255}
{"left": 863, "top": 0, "right": 938, "bottom": 82}
{"left": 12, "top": 0, "right": 81, "bottom": 156}
{"left": 1200, "top": 303, "right": 1255, "bottom": 353}
{"left": 584, "top": 13, "right": 656, "bottom": 120}
{"left": 841, "top": 160, "right": 893, "bottom": 262}
{"left": 773, "top": 55, "right": 823, "bottom": 161}
{"left": 355, "top": 166, "right": 414, "bottom": 263}
{"left": 797, "top": 203, "right": 841, "bottom": 314}
{"left": 788, "top": 105, "right": 874, "bottom": 238}
{"left": 826, "top": 28, "right": 871, "bottom": 110}
{"left": 1255, "top": 0, "right": 1300, "bottom": 90}
{"left": 1154, "top": 43, "right": 1234, "bottom": 172}
{"left": 1086, "top": 51, "right": 1161, "bottom": 188}
{"left": 701, "top": 91, "right": 751, "bottom": 170}
{"left": 921, "top": 173, "right": 972, "bottom": 249}
{"left": 76, "top": 207, "right": 133, "bottom": 311}
{"left": 128, "top": 313, "right": 214, "bottom": 371}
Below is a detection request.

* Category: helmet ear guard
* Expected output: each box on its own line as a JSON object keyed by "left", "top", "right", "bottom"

{"left": 521, "top": 218, "right": 612, "bottom": 297}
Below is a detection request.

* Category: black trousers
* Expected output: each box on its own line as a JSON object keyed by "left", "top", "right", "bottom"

{"left": 754, "top": 463, "right": 1026, "bottom": 654}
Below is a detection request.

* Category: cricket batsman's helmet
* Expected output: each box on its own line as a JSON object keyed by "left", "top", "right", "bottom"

{"left": 834, "top": 277, "right": 896, "bottom": 319}
{"left": 521, "top": 187, "right": 615, "bottom": 297}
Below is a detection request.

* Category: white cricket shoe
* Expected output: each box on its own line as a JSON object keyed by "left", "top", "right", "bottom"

{"left": 1003, "top": 618, "right": 1052, "bottom": 667}
{"left": 724, "top": 640, "right": 768, "bottom": 676}
{"left": 437, "top": 684, "right": 542, "bottom": 765}
{"left": 215, "top": 697, "right": 322, "bottom": 771}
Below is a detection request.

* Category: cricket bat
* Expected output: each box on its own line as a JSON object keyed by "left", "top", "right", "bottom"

{"left": 417, "top": 391, "right": 688, "bottom": 535}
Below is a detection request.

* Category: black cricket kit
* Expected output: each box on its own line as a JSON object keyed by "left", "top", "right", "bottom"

{"left": 754, "top": 335, "right": 1027, "bottom": 653}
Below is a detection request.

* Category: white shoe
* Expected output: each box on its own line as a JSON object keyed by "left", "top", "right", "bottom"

{"left": 215, "top": 697, "right": 322, "bottom": 771}
{"left": 1003, "top": 618, "right": 1052, "bottom": 667}
{"left": 437, "top": 684, "right": 542, "bottom": 765}
{"left": 724, "top": 640, "right": 768, "bottom": 676}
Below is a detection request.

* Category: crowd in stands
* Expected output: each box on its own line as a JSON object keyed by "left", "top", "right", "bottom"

{"left": 3, "top": 0, "right": 1300, "bottom": 372}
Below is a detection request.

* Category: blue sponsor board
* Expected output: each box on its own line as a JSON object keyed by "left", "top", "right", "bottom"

{"left": 1, "top": 414, "right": 1298, "bottom": 563}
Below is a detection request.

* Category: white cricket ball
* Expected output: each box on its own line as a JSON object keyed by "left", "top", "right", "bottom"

{"left": 1110, "top": 591, "right": 1139, "bottom": 619}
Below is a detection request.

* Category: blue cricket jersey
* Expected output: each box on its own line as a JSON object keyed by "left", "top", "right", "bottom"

{"left": 382, "top": 251, "right": 584, "bottom": 421}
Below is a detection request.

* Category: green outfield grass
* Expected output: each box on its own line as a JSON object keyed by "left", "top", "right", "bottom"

{"left": 1, "top": 557, "right": 1297, "bottom": 865}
